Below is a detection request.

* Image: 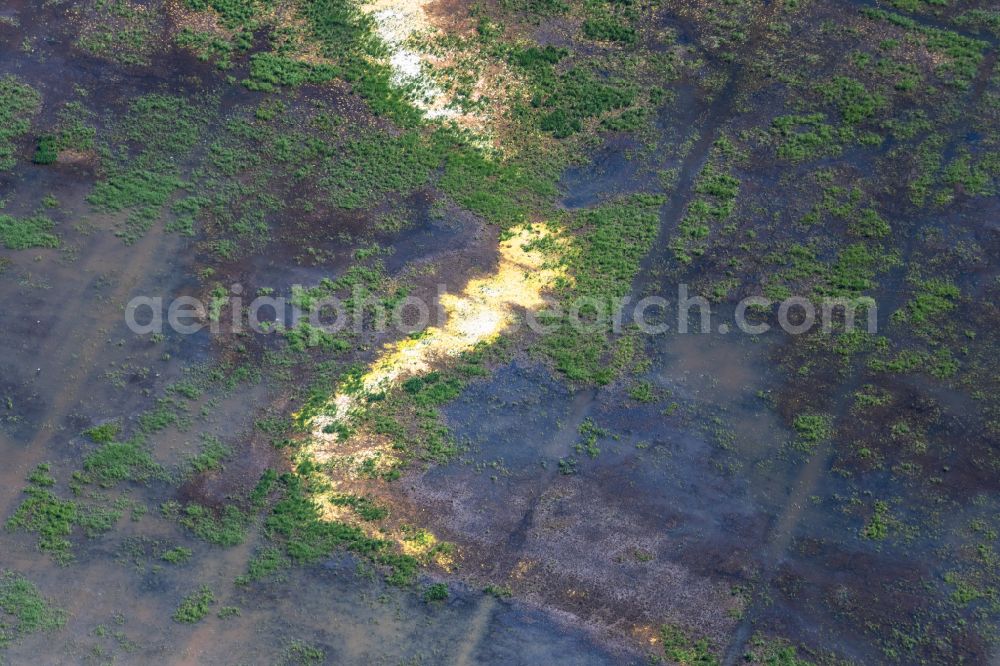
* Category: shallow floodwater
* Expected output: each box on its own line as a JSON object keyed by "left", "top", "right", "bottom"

{"left": 3, "top": 0, "right": 999, "bottom": 663}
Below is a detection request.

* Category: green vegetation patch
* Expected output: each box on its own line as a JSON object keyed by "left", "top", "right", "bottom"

{"left": 672, "top": 164, "right": 740, "bottom": 263}
{"left": 535, "top": 68, "right": 637, "bottom": 138}
{"left": 792, "top": 413, "right": 833, "bottom": 452}
{"left": 860, "top": 500, "right": 892, "bottom": 540}
{"left": 173, "top": 586, "right": 215, "bottom": 624}
{"left": 176, "top": 28, "right": 239, "bottom": 68}
{"left": 53, "top": 102, "right": 97, "bottom": 154}
{"left": 32, "top": 102, "right": 97, "bottom": 164}
{"left": 162, "top": 501, "right": 250, "bottom": 547}
{"left": 187, "top": 435, "right": 233, "bottom": 474}
{"left": 401, "top": 372, "right": 464, "bottom": 407}
{"left": 500, "top": 0, "right": 568, "bottom": 17}
{"left": 849, "top": 208, "right": 890, "bottom": 239}
{"left": 82, "top": 438, "right": 165, "bottom": 488}
{"left": 565, "top": 195, "right": 665, "bottom": 296}
{"left": 438, "top": 139, "right": 557, "bottom": 225}
{"left": 870, "top": 346, "right": 959, "bottom": 378}
{"left": 320, "top": 130, "right": 442, "bottom": 209}
{"left": 659, "top": 623, "right": 719, "bottom": 665}
{"left": 772, "top": 113, "right": 847, "bottom": 162}
{"left": 262, "top": 472, "right": 418, "bottom": 585}
{"left": 32, "top": 134, "right": 58, "bottom": 165}
{"left": 6, "top": 465, "right": 124, "bottom": 564}
{"left": 76, "top": 0, "right": 158, "bottom": 66}
{"left": 744, "top": 634, "right": 814, "bottom": 665}
{"left": 279, "top": 640, "right": 326, "bottom": 665}
{"left": 954, "top": 9, "right": 1000, "bottom": 37}
{"left": 293, "top": 0, "right": 420, "bottom": 125}
{"left": 160, "top": 547, "right": 193, "bottom": 565}
{"left": 0, "top": 76, "right": 41, "bottom": 171}
{"left": 328, "top": 494, "right": 390, "bottom": 521}
{"left": 0, "top": 215, "right": 59, "bottom": 250}
{"left": 176, "top": 0, "right": 261, "bottom": 63}
{"left": 816, "top": 76, "right": 885, "bottom": 125}
{"left": 423, "top": 582, "right": 448, "bottom": 602}
{"left": 0, "top": 570, "right": 67, "bottom": 649}
{"left": 84, "top": 422, "right": 121, "bottom": 444}
{"left": 88, "top": 94, "right": 210, "bottom": 243}
{"left": 236, "top": 547, "right": 290, "bottom": 585}
{"left": 942, "top": 148, "right": 998, "bottom": 198}
{"left": 861, "top": 8, "right": 989, "bottom": 89}
{"left": 5, "top": 485, "right": 78, "bottom": 561}
{"left": 540, "top": 194, "right": 664, "bottom": 383}
{"left": 892, "top": 277, "right": 960, "bottom": 338}
{"left": 582, "top": 18, "right": 636, "bottom": 44}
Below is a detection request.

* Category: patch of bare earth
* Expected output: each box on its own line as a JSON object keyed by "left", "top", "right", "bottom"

{"left": 389, "top": 465, "right": 744, "bottom": 657}
{"left": 165, "top": 0, "right": 232, "bottom": 38}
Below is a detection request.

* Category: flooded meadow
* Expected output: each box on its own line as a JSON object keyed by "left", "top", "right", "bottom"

{"left": 1, "top": 0, "right": 998, "bottom": 664}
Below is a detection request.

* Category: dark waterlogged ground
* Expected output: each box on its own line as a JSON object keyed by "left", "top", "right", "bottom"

{"left": 1, "top": 0, "right": 998, "bottom": 664}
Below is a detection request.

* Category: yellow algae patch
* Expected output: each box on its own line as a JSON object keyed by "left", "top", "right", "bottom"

{"left": 399, "top": 527, "right": 456, "bottom": 570}
{"left": 305, "top": 222, "right": 563, "bottom": 448}
{"left": 310, "top": 432, "right": 398, "bottom": 479}
{"left": 511, "top": 559, "right": 536, "bottom": 580}
{"left": 632, "top": 624, "right": 661, "bottom": 646}
{"left": 297, "top": 223, "right": 561, "bottom": 566}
